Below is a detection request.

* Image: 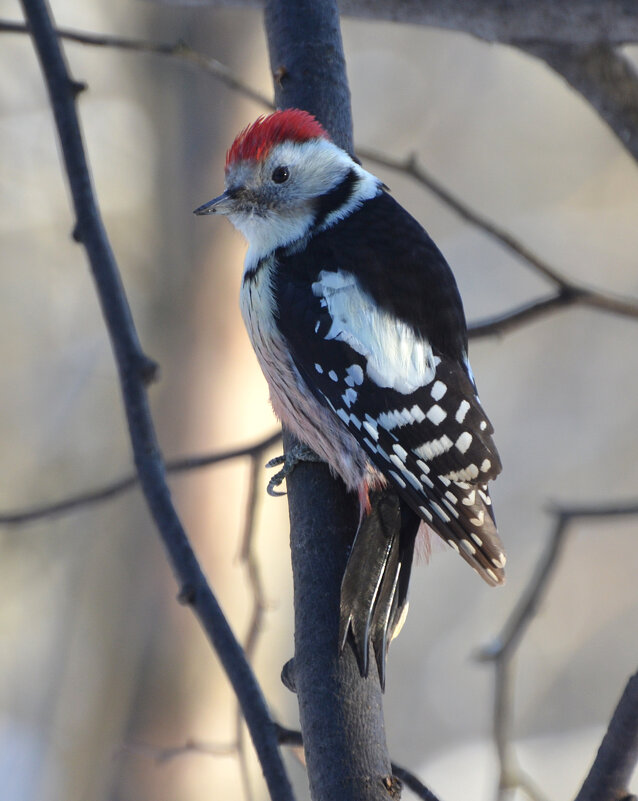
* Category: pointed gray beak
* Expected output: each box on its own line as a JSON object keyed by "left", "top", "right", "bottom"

{"left": 193, "top": 189, "right": 235, "bottom": 216}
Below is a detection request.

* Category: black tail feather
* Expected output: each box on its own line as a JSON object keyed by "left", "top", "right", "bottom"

{"left": 339, "top": 491, "right": 420, "bottom": 689}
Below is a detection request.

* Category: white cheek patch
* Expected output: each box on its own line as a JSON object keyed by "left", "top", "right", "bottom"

{"left": 312, "top": 269, "right": 435, "bottom": 394}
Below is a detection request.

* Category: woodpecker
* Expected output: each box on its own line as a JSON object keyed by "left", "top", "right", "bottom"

{"left": 195, "top": 109, "right": 505, "bottom": 685}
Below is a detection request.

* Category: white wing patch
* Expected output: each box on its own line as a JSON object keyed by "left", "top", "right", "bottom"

{"left": 311, "top": 269, "right": 435, "bottom": 394}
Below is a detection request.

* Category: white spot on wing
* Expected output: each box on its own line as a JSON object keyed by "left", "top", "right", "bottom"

{"left": 363, "top": 422, "right": 378, "bottom": 441}
{"left": 389, "top": 469, "right": 406, "bottom": 489}
{"left": 456, "top": 400, "right": 470, "bottom": 423}
{"left": 481, "top": 459, "right": 492, "bottom": 473}
{"left": 345, "top": 364, "right": 364, "bottom": 386}
{"left": 419, "top": 505, "right": 433, "bottom": 522}
{"left": 462, "top": 490, "right": 476, "bottom": 506}
{"left": 492, "top": 552, "right": 507, "bottom": 568}
{"left": 392, "top": 444, "right": 408, "bottom": 463}
{"left": 460, "top": 539, "right": 476, "bottom": 556}
{"left": 403, "top": 469, "right": 422, "bottom": 491}
{"left": 314, "top": 363, "right": 323, "bottom": 374}
{"left": 426, "top": 404, "right": 447, "bottom": 425}
{"left": 431, "top": 381, "right": 447, "bottom": 400}
{"left": 328, "top": 369, "right": 338, "bottom": 382}
{"left": 455, "top": 432, "right": 473, "bottom": 454}
{"left": 430, "top": 502, "right": 450, "bottom": 523}
{"left": 363, "top": 416, "right": 379, "bottom": 441}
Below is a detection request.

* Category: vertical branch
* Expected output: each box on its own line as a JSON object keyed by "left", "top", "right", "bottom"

{"left": 20, "top": 1, "right": 294, "bottom": 799}
{"left": 264, "top": 3, "right": 395, "bottom": 799}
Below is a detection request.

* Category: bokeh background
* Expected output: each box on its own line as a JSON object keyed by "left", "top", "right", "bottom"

{"left": 1, "top": 1, "right": 637, "bottom": 799}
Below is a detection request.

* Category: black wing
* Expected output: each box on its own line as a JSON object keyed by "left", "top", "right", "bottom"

{"left": 273, "top": 193, "right": 506, "bottom": 585}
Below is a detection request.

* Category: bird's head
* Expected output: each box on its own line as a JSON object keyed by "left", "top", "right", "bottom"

{"left": 194, "top": 109, "right": 372, "bottom": 259}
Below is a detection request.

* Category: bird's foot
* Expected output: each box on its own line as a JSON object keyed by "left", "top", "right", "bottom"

{"left": 265, "top": 442, "right": 323, "bottom": 497}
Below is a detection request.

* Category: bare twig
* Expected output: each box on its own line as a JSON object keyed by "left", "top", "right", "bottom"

{"left": 19, "top": 2, "right": 293, "bottom": 799}
{"left": 468, "top": 291, "right": 582, "bottom": 340}
{"left": 0, "top": 431, "right": 281, "bottom": 527}
{"left": 122, "top": 738, "right": 238, "bottom": 764}
{"left": 0, "top": 19, "right": 274, "bottom": 109}
{"left": 478, "top": 500, "right": 638, "bottom": 800}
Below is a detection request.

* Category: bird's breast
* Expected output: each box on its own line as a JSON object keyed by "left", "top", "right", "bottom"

{"left": 239, "top": 254, "right": 375, "bottom": 493}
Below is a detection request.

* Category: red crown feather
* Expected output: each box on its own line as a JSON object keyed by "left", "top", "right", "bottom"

{"left": 225, "top": 109, "right": 329, "bottom": 169}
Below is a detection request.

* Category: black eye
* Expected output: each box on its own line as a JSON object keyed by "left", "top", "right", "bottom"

{"left": 271, "top": 165, "right": 290, "bottom": 184}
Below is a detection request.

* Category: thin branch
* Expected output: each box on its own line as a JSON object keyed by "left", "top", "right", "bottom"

{"left": 0, "top": 430, "right": 281, "bottom": 526}
{"left": 391, "top": 765, "right": 443, "bottom": 801}
{"left": 478, "top": 500, "right": 638, "bottom": 801}
{"left": 0, "top": 19, "right": 274, "bottom": 109}
{"left": 19, "top": 2, "right": 294, "bottom": 799}
{"left": 122, "top": 738, "right": 239, "bottom": 763}
{"left": 468, "top": 291, "right": 582, "bottom": 340}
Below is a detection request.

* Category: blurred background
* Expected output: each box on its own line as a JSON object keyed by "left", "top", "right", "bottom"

{"left": 1, "top": 1, "right": 637, "bottom": 799}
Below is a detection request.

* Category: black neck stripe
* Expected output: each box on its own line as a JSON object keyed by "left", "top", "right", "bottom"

{"left": 313, "top": 168, "right": 359, "bottom": 229}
